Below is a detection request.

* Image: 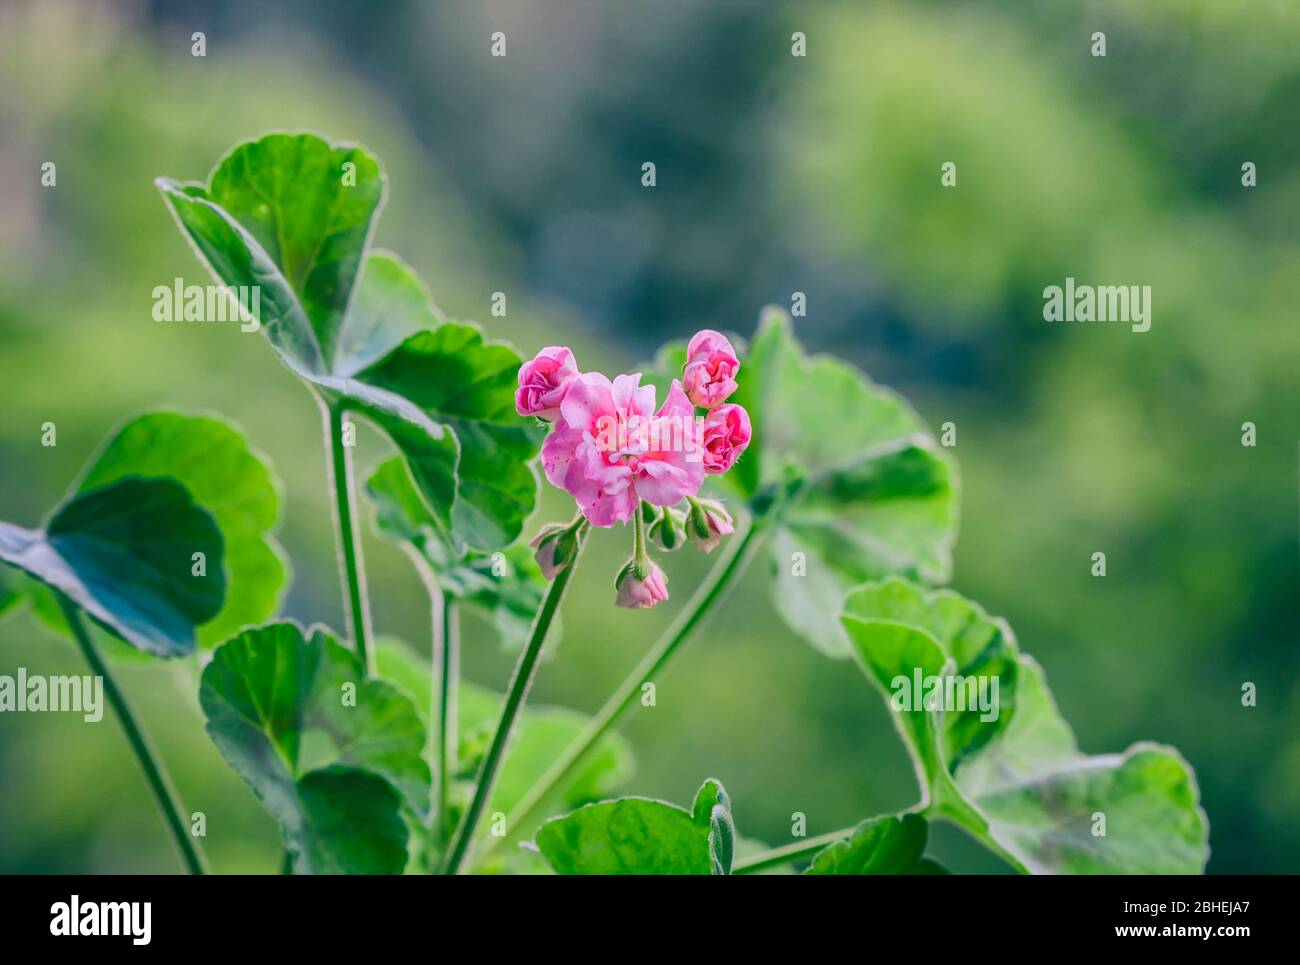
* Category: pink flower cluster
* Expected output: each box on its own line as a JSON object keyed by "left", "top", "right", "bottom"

{"left": 516, "top": 331, "right": 752, "bottom": 608}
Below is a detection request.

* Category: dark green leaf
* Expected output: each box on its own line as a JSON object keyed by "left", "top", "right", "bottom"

{"left": 76, "top": 411, "right": 287, "bottom": 647}
{"left": 200, "top": 622, "right": 431, "bottom": 874}
{"left": 0, "top": 478, "right": 224, "bottom": 657}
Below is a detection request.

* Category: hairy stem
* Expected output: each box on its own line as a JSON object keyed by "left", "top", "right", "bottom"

{"left": 439, "top": 522, "right": 589, "bottom": 875}
{"left": 401, "top": 546, "right": 459, "bottom": 851}
{"left": 491, "top": 514, "right": 766, "bottom": 852}
{"left": 732, "top": 826, "right": 855, "bottom": 874}
{"left": 633, "top": 501, "right": 647, "bottom": 564}
{"left": 436, "top": 593, "right": 459, "bottom": 846}
{"left": 322, "top": 400, "right": 373, "bottom": 675}
{"left": 58, "top": 596, "right": 209, "bottom": 875}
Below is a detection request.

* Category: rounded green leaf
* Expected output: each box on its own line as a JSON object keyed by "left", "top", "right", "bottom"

{"left": 76, "top": 411, "right": 287, "bottom": 647}
{"left": 0, "top": 477, "right": 224, "bottom": 657}
{"left": 200, "top": 622, "right": 431, "bottom": 874}
{"left": 840, "top": 579, "right": 1210, "bottom": 874}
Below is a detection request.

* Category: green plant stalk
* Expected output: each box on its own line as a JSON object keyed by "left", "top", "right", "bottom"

{"left": 400, "top": 545, "right": 460, "bottom": 847}
{"left": 436, "top": 593, "right": 459, "bottom": 845}
{"left": 57, "top": 595, "right": 209, "bottom": 875}
{"left": 439, "top": 522, "right": 589, "bottom": 874}
{"left": 632, "top": 500, "right": 647, "bottom": 568}
{"left": 490, "top": 513, "right": 767, "bottom": 852}
{"left": 322, "top": 400, "right": 374, "bottom": 675}
{"left": 732, "top": 826, "right": 855, "bottom": 874}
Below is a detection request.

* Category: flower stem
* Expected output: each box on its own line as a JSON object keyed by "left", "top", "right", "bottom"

{"left": 400, "top": 546, "right": 459, "bottom": 851}
{"left": 633, "top": 503, "right": 646, "bottom": 561}
{"left": 436, "top": 594, "right": 459, "bottom": 846}
{"left": 489, "top": 512, "right": 767, "bottom": 853}
{"left": 438, "top": 521, "right": 589, "bottom": 875}
{"left": 57, "top": 595, "right": 209, "bottom": 875}
{"left": 732, "top": 826, "right": 854, "bottom": 874}
{"left": 322, "top": 399, "right": 373, "bottom": 675}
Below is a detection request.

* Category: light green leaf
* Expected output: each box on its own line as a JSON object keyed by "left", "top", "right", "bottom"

{"left": 533, "top": 778, "right": 732, "bottom": 875}
{"left": 841, "top": 578, "right": 1210, "bottom": 874}
{"left": 157, "top": 133, "right": 541, "bottom": 551}
{"left": 655, "top": 307, "right": 958, "bottom": 656}
{"left": 366, "top": 457, "right": 548, "bottom": 650}
{"left": 805, "top": 813, "right": 946, "bottom": 875}
{"left": 0, "top": 478, "right": 224, "bottom": 657}
{"left": 75, "top": 411, "right": 287, "bottom": 647}
{"left": 200, "top": 622, "right": 431, "bottom": 874}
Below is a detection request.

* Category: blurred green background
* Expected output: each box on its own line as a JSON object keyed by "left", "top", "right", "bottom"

{"left": 1, "top": 0, "right": 1297, "bottom": 873}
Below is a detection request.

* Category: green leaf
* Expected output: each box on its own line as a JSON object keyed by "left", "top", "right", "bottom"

{"left": 694, "top": 778, "right": 736, "bottom": 875}
{"left": 157, "top": 133, "right": 541, "bottom": 551}
{"left": 533, "top": 778, "right": 732, "bottom": 875}
{"left": 202, "top": 133, "right": 385, "bottom": 370}
{"left": 366, "top": 457, "right": 548, "bottom": 650}
{"left": 200, "top": 622, "right": 431, "bottom": 874}
{"left": 805, "top": 813, "right": 946, "bottom": 875}
{"left": 0, "top": 478, "right": 224, "bottom": 657}
{"left": 75, "top": 411, "right": 287, "bottom": 647}
{"left": 654, "top": 307, "right": 958, "bottom": 657}
{"left": 841, "top": 579, "right": 1210, "bottom": 874}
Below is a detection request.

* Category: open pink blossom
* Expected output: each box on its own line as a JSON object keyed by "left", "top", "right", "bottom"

{"left": 542, "top": 372, "right": 704, "bottom": 526}
{"left": 515, "top": 346, "right": 579, "bottom": 420}
{"left": 682, "top": 329, "right": 739, "bottom": 409}
{"left": 615, "top": 561, "right": 669, "bottom": 609}
{"left": 701, "top": 403, "right": 751, "bottom": 474}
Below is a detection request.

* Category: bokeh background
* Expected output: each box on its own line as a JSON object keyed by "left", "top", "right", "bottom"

{"left": 1, "top": 0, "right": 1297, "bottom": 873}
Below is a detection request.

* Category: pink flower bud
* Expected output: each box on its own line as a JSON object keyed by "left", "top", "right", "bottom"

{"left": 686, "top": 499, "right": 734, "bottom": 553}
{"left": 615, "top": 560, "right": 669, "bottom": 609}
{"left": 530, "top": 525, "right": 572, "bottom": 580}
{"left": 701, "top": 403, "right": 751, "bottom": 474}
{"left": 682, "top": 330, "right": 739, "bottom": 409}
{"left": 516, "top": 346, "right": 579, "bottom": 420}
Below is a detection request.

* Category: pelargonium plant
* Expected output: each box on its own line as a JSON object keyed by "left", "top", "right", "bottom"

{"left": 0, "top": 132, "right": 1210, "bottom": 876}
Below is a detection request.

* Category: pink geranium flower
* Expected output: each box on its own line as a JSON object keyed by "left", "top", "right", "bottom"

{"left": 516, "top": 346, "right": 579, "bottom": 420}
{"left": 542, "top": 373, "right": 704, "bottom": 526}
{"left": 683, "top": 329, "right": 739, "bottom": 409}
{"left": 701, "top": 403, "right": 751, "bottom": 474}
